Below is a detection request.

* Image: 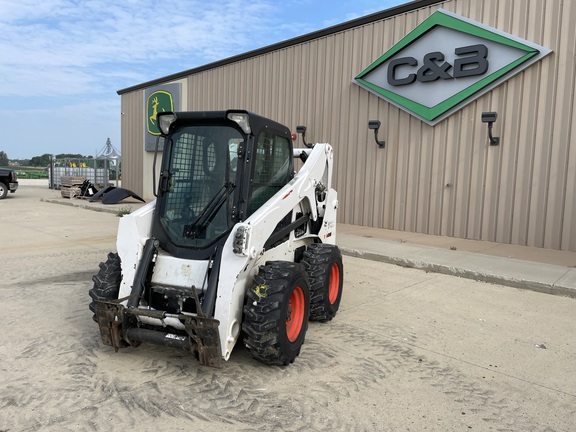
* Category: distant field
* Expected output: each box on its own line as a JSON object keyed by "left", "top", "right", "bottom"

{"left": 14, "top": 167, "right": 49, "bottom": 179}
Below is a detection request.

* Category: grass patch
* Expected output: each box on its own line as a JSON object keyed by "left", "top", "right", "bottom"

{"left": 116, "top": 206, "right": 132, "bottom": 217}
{"left": 16, "top": 167, "right": 49, "bottom": 179}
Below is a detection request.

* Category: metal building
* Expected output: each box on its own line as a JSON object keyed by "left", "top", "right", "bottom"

{"left": 117, "top": 0, "right": 576, "bottom": 251}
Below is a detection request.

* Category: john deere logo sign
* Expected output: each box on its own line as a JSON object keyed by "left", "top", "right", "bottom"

{"left": 354, "top": 9, "right": 551, "bottom": 125}
{"left": 147, "top": 90, "right": 174, "bottom": 135}
{"left": 144, "top": 83, "right": 182, "bottom": 151}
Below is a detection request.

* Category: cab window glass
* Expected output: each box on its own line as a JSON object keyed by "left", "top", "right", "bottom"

{"left": 248, "top": 132, "right": 292, "bottom": 215}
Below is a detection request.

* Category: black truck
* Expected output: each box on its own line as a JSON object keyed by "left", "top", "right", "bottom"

{"left": 0, "top": 168, "right": 18, "bottom": 199}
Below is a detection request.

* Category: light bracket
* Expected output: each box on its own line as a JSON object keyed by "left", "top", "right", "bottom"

{"left": 368, "top": 120, "right": 385, "bottom": 148}
{"left": 481, "top": 112, "right": 500, "bottom": 146}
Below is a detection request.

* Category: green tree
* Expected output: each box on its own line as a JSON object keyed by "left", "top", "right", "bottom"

{"left": 29, "top": 153, "right": 52, "bottom": 167}
{"left": 0, "top": 151, "right": 8, "bottom": 166}
{"left": 55, "top": 153, "right": 86, "bottom": 159}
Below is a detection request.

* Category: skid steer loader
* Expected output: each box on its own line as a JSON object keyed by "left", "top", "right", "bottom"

{"left": 89, "top": 110, "right": 343, "bottom": 367}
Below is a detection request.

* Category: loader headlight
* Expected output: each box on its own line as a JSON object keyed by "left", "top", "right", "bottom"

{"left": 227, "top": 112, "right": 251, "bottom": 135}
{"left": 158, "top": 112, "right": 177, "bottom": 135}
{"left": 232, "top": 224, "right": 251, "bottom": 256}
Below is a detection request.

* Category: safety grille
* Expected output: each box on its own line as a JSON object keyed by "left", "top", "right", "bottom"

{"left": 167, "top": 133, "right": 216, "bottom": 217}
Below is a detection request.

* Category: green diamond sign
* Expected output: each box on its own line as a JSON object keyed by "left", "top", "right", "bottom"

{"left": 354, "top": 9, "right": 552, "bottom": 125}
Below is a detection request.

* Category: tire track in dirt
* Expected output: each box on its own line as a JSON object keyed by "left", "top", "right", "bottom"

{"left": 2, "top": 302, "right": 568, "bottom": 432}
{"left": 0, "top": 250, "right": 104, "bottom": 287}
{"left": 354, "top": 322, "right": 569, "bottom": 432}
{"left": 1, "top": 263, "right": 571, "bottom": 431}
{"left": 2, "top": 280, "right": 384, "bottom": 431}
{"left": 0, "top": 309, "right": 537, "bottom": 432}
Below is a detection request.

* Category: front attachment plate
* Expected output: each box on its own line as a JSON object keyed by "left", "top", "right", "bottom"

{"left": 94, "top": 299, "right": 222, "bottom": 367}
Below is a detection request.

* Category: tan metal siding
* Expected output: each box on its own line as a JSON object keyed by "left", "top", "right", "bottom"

{"left": 545, "top": 0, "right": 576, "bottom": 250}
{"left": 120, "top": 90, "right": 144, "bottom": 196}
{"left": 121, "top": 0, "right": 576, "bottom": 251}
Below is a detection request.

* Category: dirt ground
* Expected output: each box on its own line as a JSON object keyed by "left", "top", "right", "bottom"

{"left": 1, "top": 183, "right": 575, "bottom": 431}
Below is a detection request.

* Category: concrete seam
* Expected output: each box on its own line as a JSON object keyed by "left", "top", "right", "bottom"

{"left": 340, "top": 247, "right": 576, "bottom": 299}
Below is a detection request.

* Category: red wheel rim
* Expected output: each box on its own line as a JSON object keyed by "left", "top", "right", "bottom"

{"left": 328, "top": 263, "right": 340, "bottom": 304}
{"left": 286, "top": 286, "right": 305, "bottom": 342}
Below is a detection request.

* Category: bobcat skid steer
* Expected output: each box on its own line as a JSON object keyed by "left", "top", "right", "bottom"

{"left": 90, "top": 110, "right": 343, "bottom": 367}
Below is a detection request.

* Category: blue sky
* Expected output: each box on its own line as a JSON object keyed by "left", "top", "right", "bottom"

{"left": 0, "top": 0, "right": 405, "bottom": 160}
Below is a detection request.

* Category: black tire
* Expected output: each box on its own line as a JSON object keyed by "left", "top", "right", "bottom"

{"left": 89, "top": 252, "right": 122, "bottom": 322}
{"left": 302, "top": 243, "right": 344, "bottom": 322}
{"left": 242, "top": 261, "right": 310, "bottom": 366}
{"left": 0, "top": 182, "right": 8, "bottom": 199}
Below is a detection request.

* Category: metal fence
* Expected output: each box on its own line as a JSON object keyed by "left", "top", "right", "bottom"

{"left": 48, "top": 158, "right": 119, "bottom": 189}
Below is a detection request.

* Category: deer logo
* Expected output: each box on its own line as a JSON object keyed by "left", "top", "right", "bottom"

{"left": 147, "top": 90, "right": 174, "bottom": 135}
{"left": 149, "top": 97, "right": 160, "bottom": 125}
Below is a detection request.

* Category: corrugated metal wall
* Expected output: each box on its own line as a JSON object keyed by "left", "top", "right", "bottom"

{"left": 121, "top": 0, "right": 576, "bottom": 251}
{"left": 120, "top": 91, "right": 144, "bottom": 194}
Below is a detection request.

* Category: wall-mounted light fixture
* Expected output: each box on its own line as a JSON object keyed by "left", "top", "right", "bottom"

{"left": 296, "top": 125, "right": 312, "bottom": 148}
{"left": 481, "top": 112, "right": 500, "bottom": 146}
{"left": 368, "top": 120, "right": 386, "bottom": 148}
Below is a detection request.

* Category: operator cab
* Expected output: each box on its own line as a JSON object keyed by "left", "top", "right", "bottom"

{"left": 153, "top": 110, "right": 294, "bottom": 259}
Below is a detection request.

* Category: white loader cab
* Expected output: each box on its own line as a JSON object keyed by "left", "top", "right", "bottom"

{"left": 90, "top": 110, "right": 343, "bottom": 367}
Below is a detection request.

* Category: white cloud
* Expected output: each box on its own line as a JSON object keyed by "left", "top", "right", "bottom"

{"left": 1, "top": 0, "right": 404, "bottom": 97}
{"left": 0, "top": 0, "right": 290, "bottom": 97}
{"left": 0, "top": 0, "right": 406, "bottom": 158}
